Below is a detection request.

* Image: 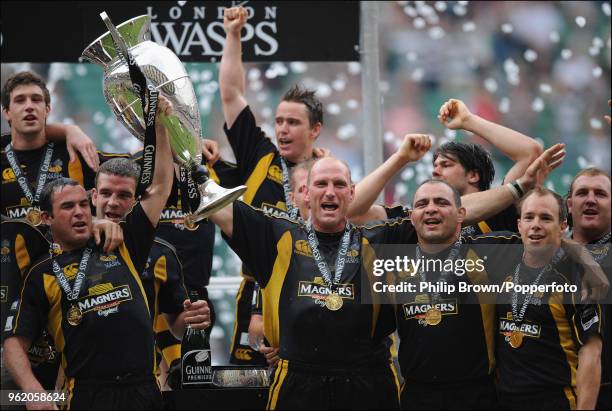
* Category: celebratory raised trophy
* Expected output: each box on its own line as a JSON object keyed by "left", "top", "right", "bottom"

{"left": 81, "top": 12, "right": 246, "bottom": 224}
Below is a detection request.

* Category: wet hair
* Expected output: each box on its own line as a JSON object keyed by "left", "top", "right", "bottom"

{"left": 518, "top": 187, "right": 567, "bottom": 223}
{"left": 96, "top": 158, "right": 141, "bottom": 187}
{"left": 413, "top": 179, "right": 462, "bottom": 208}
{"left": 2, "top": 71, "right": 51, "bottom": 110}
{"left": 433, "top": 142, "right": 495, "bottom": 191}
{"left": 281, "top": 84, "right": 324, "bottom": 127}
{"left": 40, "top": 178, "right": 81, "bottom": 215}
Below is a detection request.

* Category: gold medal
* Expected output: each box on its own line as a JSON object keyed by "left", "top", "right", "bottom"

{"left": 26, "top": 208, "right": 42, "bottom": 226}
{"left": 183, "top": 214, "right": 198, "bottom": 231}
{"left": 508, "top": 330, "right": 524, "bottom": 348}
{"left": 425, "top": 308, "right": 442, "bottom": 326}
{"left": 325, "top": 293, "right": 343, "bottom": 311}
{"left": 67, "top": 305, "right": 83, "bottom": 326}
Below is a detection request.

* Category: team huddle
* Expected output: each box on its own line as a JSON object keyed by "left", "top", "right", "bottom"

{"left": 1, "top": 6, "right": 610, "bottom": 411}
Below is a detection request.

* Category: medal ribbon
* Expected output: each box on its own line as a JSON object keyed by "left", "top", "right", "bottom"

{"left": 280, "top": 157, "right": 299, "bottom": 220}
{"left": 415, "top": 237, "right": 462, "bottom": 306}
{"left": 178, "top": 165, "right": 201, "bottom": 217}
{"left": 305, "top": 217, "right": 352, "bottom": 291}
{"left": 51, "top": 247, "right": 93, "bottom": 302}
{"left": 5, "top": 142, "right": 54, "bottom": 208}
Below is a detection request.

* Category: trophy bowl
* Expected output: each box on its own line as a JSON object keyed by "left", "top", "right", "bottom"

{"left": 81, "top": 13, "right": 245, "bottom": 221}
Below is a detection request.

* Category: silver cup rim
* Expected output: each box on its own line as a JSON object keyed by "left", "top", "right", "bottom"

{"left": 81, "top": 14, "right": 150, "bottom": 61}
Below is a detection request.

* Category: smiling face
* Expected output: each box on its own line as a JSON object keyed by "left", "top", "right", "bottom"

{"left": 92, "top": 172, "right": 137, "bottom": 223}
{"left": 275, "top": 101, "right": 320, "bottom": 163}
{"left": 2, "top": 83, "right": 50, "bottom": 139}
{"left": 411, "top": 181, "right": 465, "bottom": 245}
{"left": 304, "top": 158, "right": 354, "bottom": 233}
{"left": 567, "top": 174, "right": 611, "bottom": 241}
{"left": 43, "top": 184, "right": 92, "bottom": 251}
{"left": 518, "top": 192, "right": 566, "bottom": 259}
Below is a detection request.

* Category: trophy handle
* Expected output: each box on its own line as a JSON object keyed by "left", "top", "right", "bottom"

{"left": 100, "top": 12, "right": 131, "bottom": 63}
{"left": 184, "top": 165, "right": 247, "bottom": 224}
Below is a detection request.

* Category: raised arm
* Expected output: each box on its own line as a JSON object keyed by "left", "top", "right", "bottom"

{"left": 220, "top": 6, "right": 249, "bottom": 128}
{"left": 209, "top": 203, "right": 235, "bottom": 238}
{"left": 140, "top": 96, "right": 174, "bottom": 226}
{"left": 348, "top": 134, "right": 431, "bottom": 224}
{"left": 439, "top": 99, "right": 543, "bottom": 184}
{"left": 45, "top": 123, "right": 100, "bottom": 171}
{"left": 462, "top": 143, "right": 566, "bottom": 225}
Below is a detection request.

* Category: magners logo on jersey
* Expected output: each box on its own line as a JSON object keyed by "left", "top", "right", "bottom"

{"left": 499, "top": 312, "right": 541, "bottom": 339}
{"left": 77, "top": 284, "right": 132, "bottom": 316}
{"left": 267, "top": 165, "right": 283, "bottom": 184}
{"left": 402, "top": 295, "right": 458, "bottom": 320}
{"left": 298, "top": 281, "right": 355, "bottom": 300}
{"left": 261, "top": 201, "right": 288, "bottom": 218}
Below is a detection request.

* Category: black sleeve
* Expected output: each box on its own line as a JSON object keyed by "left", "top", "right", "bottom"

{"left": 9, "top": 267, "right": 49, "bottom": 343}
{"left": 211, "top": 159, "right": 240, "bottom": 188}
{"left": 570, "top": 300, "right": 603, "bottom": 346}
{"left": 362, "top": 217, "right": 418, "bottom": 244}
{"left": 98, "top": 151, "right": 131, "bottom": 164}
{"left": 121, "top": 202, "right": 156, "bottom": 274}
{"left": 157, "top": 244, "right": 188, "bottom": 315}
{"left": 77, "top": 152, "right": 98, "bottom": 191}
{"left": 222, "top": 201, "right": 280, "bottom": 287}
{"left": 384, "top": 205, "right": 409, "bottom": 220}
{"left": 483, "top": 205, "right": 518, "bottom": 232}
{"left": 223, "top": 106, "right": 278, "bottom": 184}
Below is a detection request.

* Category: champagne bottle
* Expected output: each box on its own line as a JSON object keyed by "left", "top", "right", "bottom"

{"left": 181, "top": 290, "right": 212, "bottom": 387}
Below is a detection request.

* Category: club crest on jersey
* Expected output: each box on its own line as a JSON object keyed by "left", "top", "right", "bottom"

{"left": 499, "top": 312, "right": 541, "bottom": 340}
{"left": 267, "top": 165, "right": 283, "bottom": 185}
{"left": 99, "top": 253, "right": 121, "bottom": 269}
{"left": 402, "top": 294, "right": 458, "bottom": 325}
{"left": 2, "top": 167, "right": 17, "bottom": 182}
{"left": 77, "top": 283, "right": 132, "bottom": 318}
{"left": 48, "top": 159, "right": 63, "bottom": 174}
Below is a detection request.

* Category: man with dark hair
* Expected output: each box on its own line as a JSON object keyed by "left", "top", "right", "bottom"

{"left": 566, "top": 167, "right": 611, "bottom": 410}
{"left": 494, "top": 187, "right": 603, "bottom": 410}
{"left": 2, "top": 98, "right": 210, "bottom": 409}
{"left": 1, "top": 71, "right": 99, "bottom": 224}
{"left": 92, "top": 157, "right": 211, "bottom": 390}
{"left": 432, "top": 98, "right": 544, "bottom": 236}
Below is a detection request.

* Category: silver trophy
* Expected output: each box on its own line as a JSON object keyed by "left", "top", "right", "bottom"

{"left": 81, "top": 12, "right": 246, "bottom": 223}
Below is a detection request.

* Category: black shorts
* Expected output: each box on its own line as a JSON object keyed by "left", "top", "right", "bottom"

{"left": 229, "top": 278, "right": 266, "bottom": 366}
{"left": 497, "top": 387, "right": 576, "bottom": 410}
{"left": 401, "top": 376, "right": 496, "bottom": 410}
{"left": 267, "top": 359, "right": 400, "bottom": 410}
{"left": 67, "top": 376, "right": 162, "bottom": 410}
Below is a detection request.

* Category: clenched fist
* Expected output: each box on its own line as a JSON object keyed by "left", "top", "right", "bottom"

{"left": 224, "top": 6, "right": 248, "bottom": 34}
{"left": 397, "top": 134, "right": 432, "bottom": 163}
{"left": 438, "top": 98, "right": 471, "bottom": 130}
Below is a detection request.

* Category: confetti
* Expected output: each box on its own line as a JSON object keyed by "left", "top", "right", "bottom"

{"left": 346, "top": 99, "right": 359, "bottom": 109}
{"left": 575, "top": 16, "right": 586, "bottom": 27}
{"left": 434, "top": 1, "right": 447, "bottom": 12}
{"left": 589, "top": 46, "right": 600, "bottom": 56}
{"left": 531, "top": 97, "right": 544, "bottom": 112}
{"left": 411, "top": 68, "right": 425, "bottom": 82}
{"left": 247, "top": 68, "right": 261, "bottom": 81}
{"left": 561, "top": 49, "right": 573, "bottom": 59}
{"left": 337, "top": 123, "right": 357, "bottom": 140}
{"left": 404, "top": 5, "right": 418, "bottom": 17}
{"left": 384, "top": 131, "right": 396, "bottom": 143}
{"left": 499, "top": 97, "right": 510, "bottom": 113}
{"left": 289, "top": 62, "right": 308, "bottom": 73}
{"left": 484, "top": 78, "right": 498, "bottom": 93}
{"left": 549, "top": 31, "right": 560, "bottom": 43}
{"left": 75, "top": 65, "right": 87, "bottom": 76}
{"left": 347, "top": 62, "right": 362, "bottom": 75}
{"left": 428, "top": 26, "right": 446, "bottom": 40}
{"left": 453, "top": 4, "right": 467, "bottom": 16}
{"left": 444, "top": 129, "right": 457, "bottom": 139}
{"left": 592, "top": 37, "right": 604, "bottom": 48}
{"left": 327, "top": 103, "right": 341, "bottom": 115}
{"left": 501, "top": 23, "right": 513, "bottom": 34}
{"left": 406, "top": 52, "right": 418, "bottom": 62}
{"left": 590, "top": 118, "right": 603, "bottom": 129}
{"left": 603, "top": 3, "right": 611, "bottom": 16}
{"left": 539, "top": 83, "right": 552, "bottom": 94}
{"left": 401, "top": 168, "right": 415, "bottom": 181}
{"left": 593, "top": 66, "right": 603, "bottom": 78}
{"left": 462, "top": 21, "right": 476, "bottom": 32}
{"left": 524, "top": 49, "right": 538, "bottom": 62}
{"left": 316, "top": 83, "right": 332, "bottom": 98}
{"left": 414, "top": 17, "right": 426, "bottom": 29}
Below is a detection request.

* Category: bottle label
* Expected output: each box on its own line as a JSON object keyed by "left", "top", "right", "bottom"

{"left": 182, "top": 349, "right": 213, "bottom": 385}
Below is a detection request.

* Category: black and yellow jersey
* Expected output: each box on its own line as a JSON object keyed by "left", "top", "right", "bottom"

{"left": 495, "top": 255, "right": 602, "bottom": 395}
{"left": 1, "top": 138, "right": 96, "bottom": 219}
{"left": 10, "top": 203, "right": 157, "bottom": 381}
{"left": 384, "top": 204, "right": 517, "bottom": 236}
{"left": 130, "top": 150, "right": 236, "bottom": 288}
{"left": 139, "top": 237, "right": 188, "bottom": 371}
{"left": 395, "top": 232, "right": 522, "bottom": 383}
{"left": 1, "top": 217, "right": 49, "bottom": 340}
{"left": 224, "top": 201, "right": 418, "bottom": 367}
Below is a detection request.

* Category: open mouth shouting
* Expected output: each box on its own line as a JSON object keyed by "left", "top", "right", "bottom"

{"left": 320, "top": 202, "right": 339, "bottom": 214}
{"left": 423, "top": 217, "right": 442, "bottom": 229}
{"left": 104, "top": 211, "right": 122, "bottom": 222}
{"left": 72, "top": 220, "right": 88, "bottom": 233}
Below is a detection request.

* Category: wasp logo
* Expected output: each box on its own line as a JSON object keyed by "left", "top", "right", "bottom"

{"left": 295, "top": 240, "right": 313, "bottom": 257}
{"left": 267, "top": 165, "right": 283, "bottom": 184}
{"left": 63, "top": 263, "right": 78, "bottom": 280}
{"left": 2, "top": 168, "right": 16, "bottom": 182}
